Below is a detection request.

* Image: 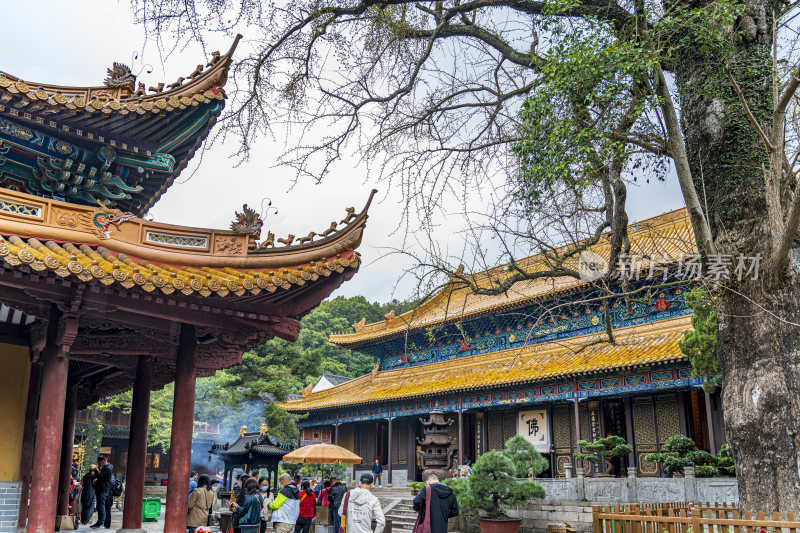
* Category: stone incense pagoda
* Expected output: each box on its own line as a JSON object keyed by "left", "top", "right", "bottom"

{"left": 418, "top": 410, "right": 457, "bottom": 480}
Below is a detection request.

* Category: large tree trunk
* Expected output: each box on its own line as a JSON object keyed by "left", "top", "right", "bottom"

{"left": 671, "top": 0, "right": 800, "bottom": 514}
{"left": 717, "top": 278, "right": 800, "bottom": 514}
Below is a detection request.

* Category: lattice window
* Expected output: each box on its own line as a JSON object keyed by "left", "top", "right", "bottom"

{"left": 488, "top": 412, "right": 504, "bottom": 450}
{"left": 396, "top": 421, "right": 407, "bottom": 465}
{"left": 503, "top": 411, "right": 517, "bottom": 444}
{"left": 633, "top": 399, "right": 657, "bottom": 445}
{"left": 553, "top": 407, "right": 572, "bottom": 448}
{"left": 579, "top": 405, "right": 591, "bottom": 443}
{"left": 359, "top": 425, "right": 376, "bottom": 463}
{"left": 655, "top": 394, "right": 681, "bottom": 443}
{"left": 633, "top": 398, "right": 659, "bottom": 476}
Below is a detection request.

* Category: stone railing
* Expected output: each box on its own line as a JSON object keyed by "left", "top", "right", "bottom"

{"left": 536, "top": 467, "right": 738, "bottom": 504}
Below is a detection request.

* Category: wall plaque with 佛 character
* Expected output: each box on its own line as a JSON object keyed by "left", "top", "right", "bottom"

{"left": 518, "top": 409, "right": 550, "bottom": 452}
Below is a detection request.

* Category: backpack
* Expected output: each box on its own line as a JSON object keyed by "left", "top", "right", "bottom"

{"left": 111, "top": 476, "right": 123, "bottom": 497}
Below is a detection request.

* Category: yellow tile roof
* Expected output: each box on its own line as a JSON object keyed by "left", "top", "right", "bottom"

{"left": 0, "top": 234, "right": 358, "bottom": 298}
{"left": 330, "top": 208, "right": 695, "bottom": 347}
{"left": 285, "top": 314, "right": 692, "bottom": 411}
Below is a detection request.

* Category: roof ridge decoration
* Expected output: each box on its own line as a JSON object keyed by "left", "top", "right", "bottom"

{"left": 329, "top": 207, "right": 694, "bottom": 348}
{"left": 285, "top": 314, "right": 694, "bottom": 411}
{"left": 0, "top": 186, "right": 375, "bottom": 298}
{"left": 0, "top": 35, "right": 241, "bottom": 116}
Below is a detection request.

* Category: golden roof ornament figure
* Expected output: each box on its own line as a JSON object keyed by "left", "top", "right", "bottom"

{"left": 260, "top": 423, "right": 269, "bottom": 436}
{"left": 239, "top": 425, "right": 247, "bottom": 437}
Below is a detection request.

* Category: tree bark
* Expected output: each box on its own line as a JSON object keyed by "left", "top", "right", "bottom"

{"left": 671, "top": 0, "right": 800, "bottom": 514}
{"left": 716, "top": 278, "right": 800, "bottom": 514}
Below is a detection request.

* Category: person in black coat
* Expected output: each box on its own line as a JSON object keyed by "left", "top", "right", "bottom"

{"left": 91, "top": 455, "right": 114, "bottom": 529}
{"left": 80, "top": 466, "right": 97, "bottom": 525}
{"left": 413, "top": 473, "right": 459, "bottom": 533}
{"left": 328, "top": 477, "right": 347, "bottom": 531}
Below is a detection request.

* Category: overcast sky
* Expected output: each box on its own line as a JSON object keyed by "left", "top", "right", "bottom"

{"left": 1, "top": 1, "right": 687, "bottom": 304}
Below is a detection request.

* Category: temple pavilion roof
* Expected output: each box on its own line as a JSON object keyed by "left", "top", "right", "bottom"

{"left": 0, "top": 36, "right": 240, "bottom": 214}
{"left": 0, "top": 187, "right": 374, "bottom": 407}
{"left": 284, "top": 314, "right": 692, "bottom": 411}
{"left": 329, "top": 208, "right": 694, "bottom": 349}
{"left": 210, "top": 430, "right": 293, "bottom": 463}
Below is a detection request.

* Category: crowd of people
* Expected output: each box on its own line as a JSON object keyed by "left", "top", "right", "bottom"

{"left": 64, "top": 458, "right": 459, "bottom": 533}
{"left": 223, "top": 469, "right": 458, "bottom": 533}
{"left": 222, "top": 471, "right": 386, "bottom": 533}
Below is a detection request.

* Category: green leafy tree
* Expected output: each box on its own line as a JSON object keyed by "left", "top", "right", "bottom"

{"left": 504, "top": 436, "right": 549, "bottom": 478}
{"left": 679, "top": 288, "right": 721, "bottom": 393}
{"left": 320, "top": 359, "right": 351, "bottom": 377}
{"left": 573, "top": 436, "right": 633, "bottom": 473}
{"left": 445, "top": 448, "right": 545, "bottom": 518}
{"left": 80, "top": 405, "right": 103, "bottom": 477}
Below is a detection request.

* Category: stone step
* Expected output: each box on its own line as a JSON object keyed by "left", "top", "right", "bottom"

{"left": 386, "top": 518, "right": 416, "bottom": 528}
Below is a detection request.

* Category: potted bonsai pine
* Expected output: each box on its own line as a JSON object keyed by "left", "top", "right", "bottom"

{"left": 573, "top": 435, "right": 633, "bottom": 476}
{"left": 445, "top": 436, "right": 545, "bottom": 533}
{"left": 645, "top": 434, "right": 725, "bottom": 477}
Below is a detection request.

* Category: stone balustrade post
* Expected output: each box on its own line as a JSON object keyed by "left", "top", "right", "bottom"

{"left": 683, "top": 466, "right": 696, "bottom": 502}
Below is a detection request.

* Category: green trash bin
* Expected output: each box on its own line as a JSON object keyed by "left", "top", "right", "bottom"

{"left": 142, "top": 497, "right": 161, "bottom": 522}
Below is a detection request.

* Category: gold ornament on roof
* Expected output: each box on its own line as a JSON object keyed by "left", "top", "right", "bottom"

{"left": 297, "top": 231, "right": 316, "bottom": 244}
{"left": 207, "top": 51, "right": 222, "bottom": 67}
{"left": 188, "top": 64, "right": 204, "bottom": 78}
{"left": 322, "top": 222, "right": 338, "bottom": 237}
{"left": 260, "top": 423, "right": 269, "bottom": 436}
{"left": 340, "top": 207, "right": 357, "bottom": 225}
{"left": 258, "top": 231, "right": 275, "bottom": 249}
{"left": 277, "top": 234, "right": 295, "bottom": 246}
{"left": 352, "top": 317, "right": 366, "bottom": 332}
{"left": 239, "top": 426, "right": 247, "bottom": 437}
{"left": 148, "top": 82, "right": 164, "bottom": 93}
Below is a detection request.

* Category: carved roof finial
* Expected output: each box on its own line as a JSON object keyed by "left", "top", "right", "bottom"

{"left": 230, "top": 204, "right": 264, "bottom": 236}
{"left": 104, "top": 63, "right": 135, "bottom": 87}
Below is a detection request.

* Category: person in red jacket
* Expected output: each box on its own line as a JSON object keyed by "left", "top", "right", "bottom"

{"left": 319, "top": 480, "right": 331, "bottom": 507}
{"left": 294, "top": 480, "right": 317, "bottom": 533}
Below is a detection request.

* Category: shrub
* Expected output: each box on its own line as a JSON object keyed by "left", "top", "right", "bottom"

{"left": 645, "top": 434, "right": 734, "bottom": 477}
{"left": 573, "top": 435, "right": 632, "bottom": 472}
{"left": 504, "top": 435, "right": 549, "bottom": 477}
{"left": 444, "top": 438, "right": 545, "bottom": 518}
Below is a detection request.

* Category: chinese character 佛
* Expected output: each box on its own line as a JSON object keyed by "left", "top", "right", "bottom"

{"left": 526, "top": 418, "right": 539, "bottom": 437}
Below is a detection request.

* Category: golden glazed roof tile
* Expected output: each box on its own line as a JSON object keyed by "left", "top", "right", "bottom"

{"left": 330, "top": 208, "right": 695, "bottom": 347}
{"left": 0, "top": 233, "right": 358, "bottom": 298}
{"left": 285, "top": 314, "right": 692, "bottom": 411}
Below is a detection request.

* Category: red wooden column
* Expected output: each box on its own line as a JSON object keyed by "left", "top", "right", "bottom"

{"left": 28, "top": 310, "right": 76, "bottom": 533}
{"left": 119, "top": 356, "right": 153, "bottom": 533}
{"left": 17, "top": 361, "right": 42, "bottom": 531}
{"left": 57, "top": 384, "right": 78, "bottom": 516}
{"left": 163, "top": 324, "right": 197, "bottom": 533}
{"left": 457, "top": 410, "right": 464, "bottom": 466}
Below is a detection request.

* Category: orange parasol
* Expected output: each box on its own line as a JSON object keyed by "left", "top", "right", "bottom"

{"left": 282, "top": 443, "right": 362, "bottom": 464}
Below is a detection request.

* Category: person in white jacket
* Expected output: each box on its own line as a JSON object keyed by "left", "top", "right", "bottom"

{"left": 269, "top": 474, "right": 301, "bottom": 533}
{"left": 345, "top": 474, "right": 385, "bottom": 533}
